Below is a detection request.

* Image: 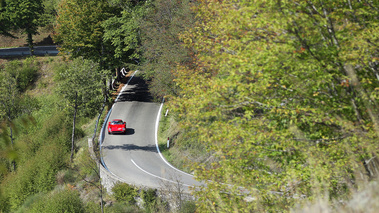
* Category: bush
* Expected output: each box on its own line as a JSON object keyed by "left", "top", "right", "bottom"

{"left": 179, "top": 200, "right": 197, "bottom": 213}
{"left": 106, "top": 203, "right": 142, "bottom": 213}
{"left": 1, "top": 139, "right": 69, "bottom": 210}
{"left": 14, "top": 192, "right": 45, "bottom": 213}
{"left": 141, "top": 188, "right": 157, "bottom": 212}
{"left": 4, "top": 57, "right": 39, "bottom": 91}
{"left": 28, "top": 188, "right": 85, "bottom": 213}
{"left": 112, "top": 182, "right": 138, "bottom": 204}
{"left": 0, "top": 188, "right": 10, "bottom": 213}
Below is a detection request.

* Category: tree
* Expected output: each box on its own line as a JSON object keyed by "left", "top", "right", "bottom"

{"left": 55, "top": 58, "right": 104, "bottom": 163}
{"left": 54, "top": 0, "right": 120, "bottom": 69}
{"left": 0, "top": 72, "right": 24, "bottom": 172}
{"left": 0, "top": 0, "right": 16, "bottom": 38}
{"left": 39, "top": 0, "right": 60, "bottom": 27}
{"left": 2, "top": 0, "right": 44, "bottom": 54}
{"left": 171, "top": 0, "right": 379, "bottom": 211}
{"left": 0, "top": 59, "right": 39, "bottom": 173}
{"left": 139, "top": 0, "right": 194, "bottom": 98}
{"left": 102, "top": 1, "right": 146, "bottom": 66}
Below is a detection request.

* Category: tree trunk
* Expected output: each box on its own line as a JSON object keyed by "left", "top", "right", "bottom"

{"left": 70, "top": 92, "right": 78, "bottom": 163}
{"left": 27, "top": 31, "right": 34, "bottom": 56}
{"left": 345, "top": 64, "right": 379, "bottom": 136}
{"left": 9, "top": 125, "right": 16, "bottom": 171}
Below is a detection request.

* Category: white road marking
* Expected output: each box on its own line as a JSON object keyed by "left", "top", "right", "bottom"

{"left": 154, "top": 99, "right": 195, "bottom": 177}
{"left": 115, "top": 70, "right": 138, "bottom": 102}
{"left": 131, "top": 159, "right": 191, "bottom": 187}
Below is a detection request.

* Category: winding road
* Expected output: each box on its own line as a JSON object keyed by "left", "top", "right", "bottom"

{"left": 101, "top": 72, "right": 201, "bottom": 191}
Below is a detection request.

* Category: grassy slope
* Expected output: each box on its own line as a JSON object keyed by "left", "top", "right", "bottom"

{"left": 0, "top": 26, "right": 56, "bottom": 48}
{"left": 0, "top": 55, "right": 111, "bottom": 211}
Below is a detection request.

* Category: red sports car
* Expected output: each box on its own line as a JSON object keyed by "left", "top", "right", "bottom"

{"left": 108, "top": 119, "right": 126, "bottom": 134}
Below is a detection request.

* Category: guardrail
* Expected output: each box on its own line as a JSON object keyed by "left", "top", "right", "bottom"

{"left": 0, "top": 46, "right": 59, "bottom": 57}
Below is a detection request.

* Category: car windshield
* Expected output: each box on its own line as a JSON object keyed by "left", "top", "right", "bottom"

{"left": 111, "top": 120, "right": 123, "bottom": 125}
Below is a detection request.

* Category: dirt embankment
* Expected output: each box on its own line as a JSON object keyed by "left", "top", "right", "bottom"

{"left": 0, "top": 28, "right": 56, "bottom": 48}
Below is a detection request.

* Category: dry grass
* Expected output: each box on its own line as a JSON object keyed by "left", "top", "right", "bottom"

{"left": 0, "top": 26, "right": 55, "bottom": 48}
{"left": 25, "top": 56, "right": 65, "bottom": 97}
{"left": 293, "top": 179, "right": 379, "bottom": 213}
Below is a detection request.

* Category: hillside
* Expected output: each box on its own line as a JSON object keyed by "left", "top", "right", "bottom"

{"left": 0, "top": 27, "right": 55, "bottom": 48}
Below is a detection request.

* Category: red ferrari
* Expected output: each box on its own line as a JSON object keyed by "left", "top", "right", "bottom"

{"left": 108, "top": 119, "right": 126, "bottom": 134}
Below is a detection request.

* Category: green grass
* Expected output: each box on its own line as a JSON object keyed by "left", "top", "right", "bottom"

{"left": 157, "top": 105, "right": 206, "bottom": 174}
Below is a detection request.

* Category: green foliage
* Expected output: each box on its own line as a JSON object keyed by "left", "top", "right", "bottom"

{"left": 54, "top": 57, "right": 104, "bottom": 162}
{"left": 15, "top": 111, "right": 71, "bottom": 165}
{"left": 105, "top": 203, "right": 142, "bottom": 213}
{"left": 0, "top": 0, "right": 15, "bottom": 38}
{"left": 54, "top": 0, "right": 120, "bottom": 68}
{"left": 39, "top": 0, "right": 59, "bottom": 26}
{"left": 3, "top": 0, "right": 44, "bottom": 32}
{"left": 2, "top": 141, "right": 69, "bottom": 210}
{"left": 141, "top": 188, "right": 157, "bottom": 212}
{"left": 13, "top": 192, "right": 45, "bottom": 213}
{"left": 179, "top": 200, "right": 197, "bottom": 213}
{"left": 112, "top": 182, "right": 137, "bottom": 204}
{"left": 0, "top": 54, "right": 98, "bottom": 212}
{"left": 0, "top": 62, "right": 39, "bottom": 174}
{"left": 28, "top": 188, "right": 85, "bottom": 213}
{"left": 0, "top": 71, "right": 21, "bottom": 121}
{"left": 73, "top": 148, "right": 98, "bottom": 181}
{"left": 139, "top": 0, "right": 194, "bottom": 98}
{"left": 3, "top": 57, "right": 39, "bottom": 91}
{"left": 170, "top": 0, "right": 379, "bottom": 212}
{"left": 102, "top": 3, "right": 145, "bottom": 63}
{"left": 0, "top": 187, "right": 10, "bottom": 213}
{"left": 55, "top": 58, "right": 104, "bottom": 118}
{"left": 0, "top": 104, "right": 71, "bottom": 211}
{"left": 2, "top": 0, "right": 44, "bottom": 49}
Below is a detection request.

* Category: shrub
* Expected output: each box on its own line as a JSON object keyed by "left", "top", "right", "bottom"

{"left": 2, "top": 143, "right": 69, "bottom": 210}
{"left": 112, "top": 182, "right": 138, "bottom": 204}
{"left": 4, "top": 57, "right": 39, "bottom": 92}
{"left": 28, "top": 188, "right": 85, "bottom": 213}
{"left": 73, "top": 148, "right": 98, "bottom": 181}
{"left": 0, "top": 188, "right": 10, "bottom": 213}
{"left": 179, "top": 200, "right": 197, "bottom": 213}
{"left": 141, "top": 188, "right": 157, "bottom": 212}
{"left": 106, "top": 203, "right": 142, "bottom": 213}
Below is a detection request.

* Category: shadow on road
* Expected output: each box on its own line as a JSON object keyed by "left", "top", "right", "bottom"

{"left": 103, "top": 144, "right": 158, "bottom": 152}
{"left": 116, "top": 76, "right": 154, "bottom": 102}
{"left": 125, "top": 128, "right": 135, "bottom": 135}
{"left": 107, "top": 128, "right": 135, "bottom": 135}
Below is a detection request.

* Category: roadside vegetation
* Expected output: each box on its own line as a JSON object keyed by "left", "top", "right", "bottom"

{"left": 1, "top": 0, "right": 379, "bottom": 212}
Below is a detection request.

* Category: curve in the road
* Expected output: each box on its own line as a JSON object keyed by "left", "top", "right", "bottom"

{"left": 100, "top": 71, "right": 200, "bottom": 190}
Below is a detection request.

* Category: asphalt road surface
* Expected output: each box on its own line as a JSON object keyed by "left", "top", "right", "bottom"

{"left": 101, "top": 73, "right": 201, "bottom": 191}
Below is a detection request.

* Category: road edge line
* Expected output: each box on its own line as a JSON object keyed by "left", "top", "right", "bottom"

{"left": 155, "top": 98, "right": 195, "bottom": 177}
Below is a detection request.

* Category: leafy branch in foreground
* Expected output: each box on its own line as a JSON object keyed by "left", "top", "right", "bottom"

{"left": 171, "top": 1, "right": 379, "bottom": 212}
